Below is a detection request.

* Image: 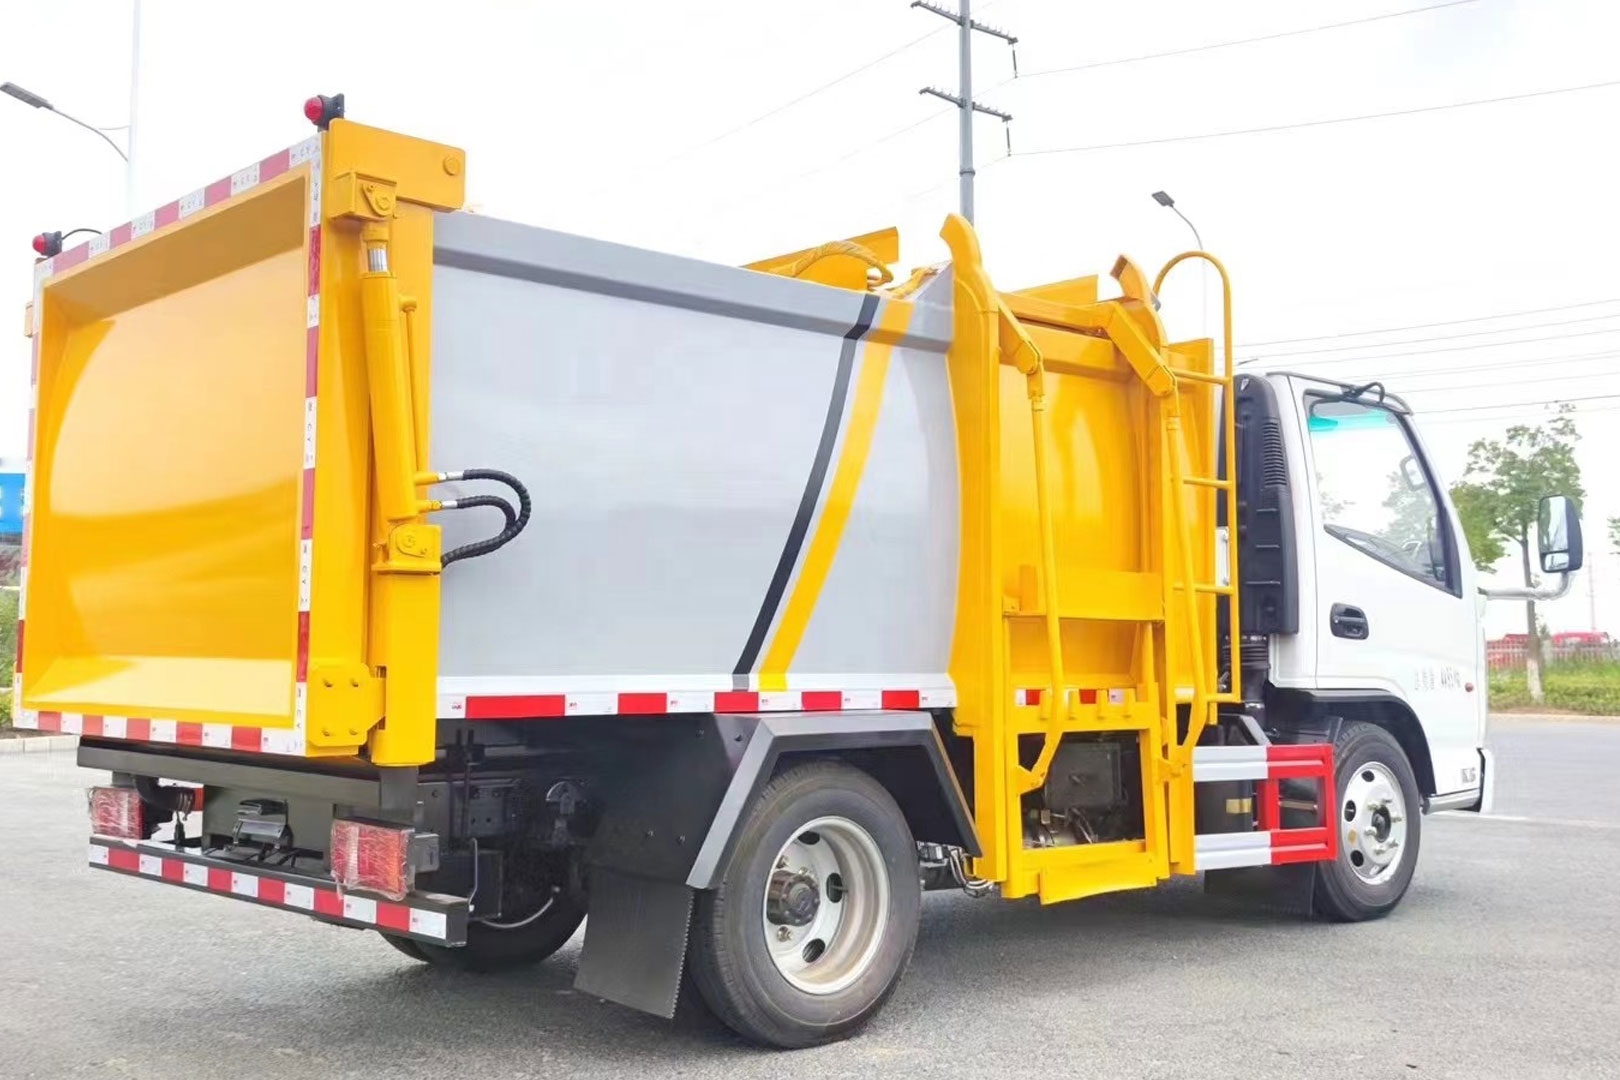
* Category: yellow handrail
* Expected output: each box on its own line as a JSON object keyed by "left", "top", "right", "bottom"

{"left": 1154, "top": 250, "right": 1240, "bottom": 748}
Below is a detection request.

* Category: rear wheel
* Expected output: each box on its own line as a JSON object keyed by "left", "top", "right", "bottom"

{"left": 687, "top": 760, "right": 920, "bottom": 1048}
{"left": 1313, "top": 721, "right": 1422, "bottom": 921}
{"left": 381, "top": 889, "right": 585, "bottom": 972}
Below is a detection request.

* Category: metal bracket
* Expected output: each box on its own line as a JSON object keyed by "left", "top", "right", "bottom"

{"left": 328, "top": 172, "right": 399, "bottom": 222}
{"left": 375, "top": 523, "right": 441, "bottom": 574}
{"left": 306, "top": 662, "right": 385, "bottom": 747}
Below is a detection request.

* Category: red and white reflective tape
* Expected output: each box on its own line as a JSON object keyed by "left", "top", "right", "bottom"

{"left": 23, "top": 711, "right": 271, "bottom": 751}
{"left": 1190, "top": 742, "right": 1337, "bottom": 869}
{"left": 1191, "top": 743, "right": 1333, "bottom": 783}
{"left": 439, "top": 676, "right": 956, "bottom": 721}
{"left": 1012, "top": 687, "right": 1128, "bottom": 708}
{"left": 13, "top": 136, "right": 324, "bottom": 757}
{"left": 88, "top": 840, "right": 452, "bottom": 941}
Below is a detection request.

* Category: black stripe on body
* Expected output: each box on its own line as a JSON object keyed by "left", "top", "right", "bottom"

{"left": 733, "top": 293, "right": 881, "bottom": 683}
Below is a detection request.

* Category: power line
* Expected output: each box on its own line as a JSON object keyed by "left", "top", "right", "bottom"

{"left": 1347, "top": 348, "right": 1620, "bottom": 382}
{"left": 1402, "top": 368, "right": 1620, "bottom": 393}
{"left": 1252, "top": 313, "right": 1620, "bottom": 357}
{"left": 1420, "top": 391, "right": 1620, "bottom": 415}
{"left": 685, "top": 107, "right": 954, "bottom": 244}
{"left": 660, "top": 27, "right": 948, "bottom": 163}
{"left": 1420, "top": 402, "right": 1620, "bottom": 426}
{"left": 1239, "top": 297, "right": 1620, "bottom": 346}
{"left": 1016, "top": 0, "right": 1484, "bottom": 80}
{"left": 1252, "top": 326, "right": 1620, "bottom": 367}
{"left": 1011, "top": 79, "right": 1620, "bottom": 157}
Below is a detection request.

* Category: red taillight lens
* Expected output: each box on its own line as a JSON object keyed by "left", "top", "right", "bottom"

{"left": 88, "top": 787, "right": 143, "bottom": 839}
{"left": 302, "top": 92, "right": 343, "bottom": 129}
{"left": 330, "top": 819, "right": 414, "bottom": 901}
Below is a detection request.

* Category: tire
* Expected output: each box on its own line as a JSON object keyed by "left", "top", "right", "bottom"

{"left": 379, "top": 891, "right": 585, "bottom": 972}
{"left": 1313, "top": 721, "right": 1422, "bottom": 921}
{"left": 687, "top": 760, "right": 921, "bottom": 1048}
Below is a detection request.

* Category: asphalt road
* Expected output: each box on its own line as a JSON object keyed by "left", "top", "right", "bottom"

{"left": 4, "top": 717, "right": 1618, "bottom": 1080}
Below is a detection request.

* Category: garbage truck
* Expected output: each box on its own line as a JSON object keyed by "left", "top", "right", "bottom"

{"left": 13, "top": 101, "right": 1585, "bottom": 1047}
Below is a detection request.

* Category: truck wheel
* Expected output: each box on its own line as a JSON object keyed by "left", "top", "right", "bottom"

{"left": 687, "top": 760, "right": 921, "bottom": 1048}
{"left": 1313, "top": 721, "right": 1422, "bottom": 922}
{"left": 380, "top": 891, "right": 584, "bottom": 972}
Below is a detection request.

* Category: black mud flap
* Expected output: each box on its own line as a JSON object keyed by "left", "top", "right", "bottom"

{"left": 1203, "top": 862, "right": 1316, "bottom": 915}
{"left": 574, "top": 866, "right": 695, "bottom": 1018}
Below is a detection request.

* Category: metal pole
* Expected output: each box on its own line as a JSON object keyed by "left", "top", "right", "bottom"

{"left": 1168, "top": 204, "right": 1208, "bottom": 336}
{"left": 126, "top": 0, "right": 141, "bottom": 214}
{"left": 1589, "top": 557, "right": 1598, "bottom": 631}
{"left": 958, "top": 0, "right": 974, "bottom": 222}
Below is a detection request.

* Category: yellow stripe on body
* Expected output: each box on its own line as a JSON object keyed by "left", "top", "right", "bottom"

{"left": 758, "top": 298, "right": 917, "bottom": 691}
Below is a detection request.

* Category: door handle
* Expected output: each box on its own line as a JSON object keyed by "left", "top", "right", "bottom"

{"left": 1330, "top": 603, "right": 1369, "bottom": 640}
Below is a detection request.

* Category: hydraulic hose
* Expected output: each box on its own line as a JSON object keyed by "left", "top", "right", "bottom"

{"left": 434, "top": 468, "right": 532, "bottom": 567}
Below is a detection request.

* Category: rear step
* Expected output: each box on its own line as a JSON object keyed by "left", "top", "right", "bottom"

{"left": 88, "top": 837, "right": 469, "bottom": 946}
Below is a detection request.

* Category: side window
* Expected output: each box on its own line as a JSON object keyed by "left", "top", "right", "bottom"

{"left": 1305, "top": 396, "right": 1454, "bottom": 591}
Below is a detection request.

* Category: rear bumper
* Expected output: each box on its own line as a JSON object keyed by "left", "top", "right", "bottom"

{"left": 88, "top": 836, "right": 469, "bottom": 945}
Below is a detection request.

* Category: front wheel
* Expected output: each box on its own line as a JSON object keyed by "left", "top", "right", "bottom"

{"left": 687, "top": 760, "right": 921, "bottom": 1048}
{"left": 1313, "top": 721, "right": 1422, "bottom": 921}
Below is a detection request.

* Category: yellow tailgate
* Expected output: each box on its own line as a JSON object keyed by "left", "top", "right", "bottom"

{"left": 17, "top": 122, "right": 465, "bottom": 762}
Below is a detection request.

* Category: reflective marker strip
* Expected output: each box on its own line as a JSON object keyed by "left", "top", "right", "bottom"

{"left": 410, "top": 909, "right": 448, "bottom": 939}
{"left": 88, "top": 843, "right": 454, "bottom": 942}
{"left": 342, "top": 895, "right": 378, "bottom": 924}
{"left": 1193, "top": 830, "right": 1276, "bottom": 870}
{"left": 451, "top": 680, "right": 956, "bottom": 721}
{"left": 1011, "top": 688, "right": 1110, "bottom": 707}
{"left": 1191, "top": 744, "right": 1269, "bottom": 782}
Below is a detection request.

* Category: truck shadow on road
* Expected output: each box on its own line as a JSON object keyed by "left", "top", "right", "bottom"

{"left": 315, "top": 878, "right": 1323, "bottom": 1062}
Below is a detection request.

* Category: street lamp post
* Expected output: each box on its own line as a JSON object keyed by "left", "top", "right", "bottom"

{"left": 1151, "top": 190, "right": 1208, "bottom": 335}
{"left": 3, "top": 79, "right": 135, "bottom": 213}
{"left": 2, "top": 82, "right": 129, "bottom": 163}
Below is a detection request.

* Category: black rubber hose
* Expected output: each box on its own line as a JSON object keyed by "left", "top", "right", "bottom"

{"left": 439, "top": 469, "right": 532, "bottom": 568}
{"left": 441, "top": 495, "right": 517, "bottom": 567}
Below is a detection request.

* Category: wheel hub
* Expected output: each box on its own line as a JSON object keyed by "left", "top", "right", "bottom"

{"left": 760, "top": 816, "right": 890, "bottom": 996}
{"left": 766, "top": 870, "right": 821, "bottom": 927}
{"left": 1341, "top": 761, "right": 1408, "bottom": 885}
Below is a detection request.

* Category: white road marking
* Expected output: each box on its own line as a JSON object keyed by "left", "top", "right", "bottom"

{"left": 1435, "top": 811, "right": 1620, "bottom": 831}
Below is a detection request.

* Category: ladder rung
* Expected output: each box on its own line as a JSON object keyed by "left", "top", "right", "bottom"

{"left": 1174, "top": 582, "right": 1237, "bottom": 596}
{"left": 1168, "top": 366, "right": 1227, "bottom": 386}
{"left": 1182, "top": 475, "right": 1234, "bottom": 491}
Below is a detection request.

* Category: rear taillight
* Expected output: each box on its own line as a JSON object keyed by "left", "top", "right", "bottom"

{"left": 88, "top": 787, "right": 143, "bottom": 839}
{"left": 330, "top": 819, "right": 415, "bottom": 901}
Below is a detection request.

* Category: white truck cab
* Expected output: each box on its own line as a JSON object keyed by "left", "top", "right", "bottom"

{"left": 1234, "top": 370, "right": 1583, "bottom": 822}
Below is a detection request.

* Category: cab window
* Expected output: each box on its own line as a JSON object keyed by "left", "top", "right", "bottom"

{"left": 1305, "top": 396, "right": 1456, "bottom": 593}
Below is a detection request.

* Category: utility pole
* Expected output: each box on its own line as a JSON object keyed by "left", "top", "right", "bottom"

{"left": 127, "top": 0, "right": 142, "bottom": 214}
{"left": 1588, "top": 555, "right": 1598, "bottom": 631}
{"left": 914, "top": 0, "right": 1017, "bottom": 223}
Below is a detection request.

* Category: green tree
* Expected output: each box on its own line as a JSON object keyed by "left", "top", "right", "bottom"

{"left": 1609, "top": 515, "right": 1619, "bottom": 555}
{"left": 1450, "top": 481, "right": 1507, "bottom": 572}
{"left": 1452, "top": 411, "right": 1584, "bottom": 704}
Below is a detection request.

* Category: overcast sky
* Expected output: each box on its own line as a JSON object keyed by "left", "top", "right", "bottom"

{"left": 2, "top": 0, "right": 1617, "bottom": 635}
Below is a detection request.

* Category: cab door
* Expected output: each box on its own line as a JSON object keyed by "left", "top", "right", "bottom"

{"left": 1294, "top": 387, "right": 1483, "bottom": 799}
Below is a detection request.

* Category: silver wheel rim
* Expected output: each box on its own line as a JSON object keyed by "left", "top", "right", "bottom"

{"left": 760, "top": 815, "right": 889, "bottom": 995}
{"left": 1341, "top": 761, "right": 1408, "bottom": 885}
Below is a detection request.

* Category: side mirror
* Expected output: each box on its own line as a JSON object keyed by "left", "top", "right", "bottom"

{"left": 1538, "top": 494, "right": 1583, "bottom": 574}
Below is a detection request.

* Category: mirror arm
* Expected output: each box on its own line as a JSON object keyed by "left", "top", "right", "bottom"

{"left": 1480, "top": 572, "right": 1575, "bottom": 602}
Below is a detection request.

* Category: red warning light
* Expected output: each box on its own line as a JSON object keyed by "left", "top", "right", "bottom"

{"left": 31, "top": 231, "right": 61, "bottom": 257}
{"left": 302, "top": 93, "right": 344, "bottom": 130}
